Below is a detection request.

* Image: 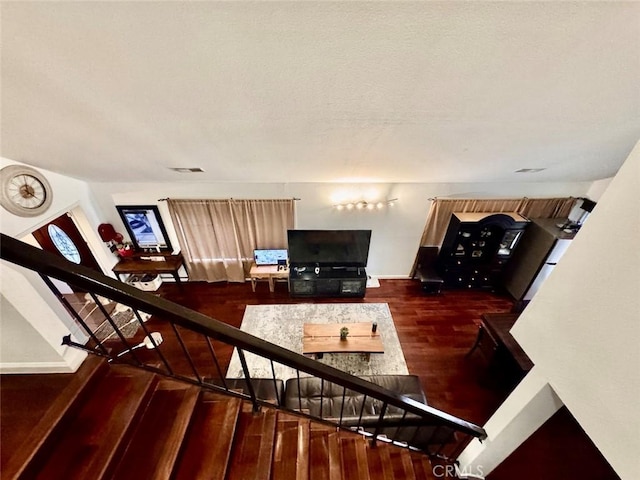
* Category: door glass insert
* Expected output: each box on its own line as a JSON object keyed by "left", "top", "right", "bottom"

{"left": 47, "top": 224, "right": 81, "bottom": 264}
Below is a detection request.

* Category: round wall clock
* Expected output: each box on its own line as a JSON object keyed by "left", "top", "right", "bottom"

{"left": 0, "top": 164, "right": 54, "bottom": 217}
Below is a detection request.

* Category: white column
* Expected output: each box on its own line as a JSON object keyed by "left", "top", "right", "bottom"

{"left": 456, "top": 367, "right": 563, "bottom": 478}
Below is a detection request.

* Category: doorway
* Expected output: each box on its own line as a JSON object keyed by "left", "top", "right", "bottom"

{"left": 32, "top": 212, "right": 102, "bottom": 272}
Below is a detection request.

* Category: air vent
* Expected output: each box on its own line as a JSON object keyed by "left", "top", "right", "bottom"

{"left": 515, "top": 168, "right": 546, "bottom": 173}
{"left": 169, "top": 167, "right": 205, "bottom": 173}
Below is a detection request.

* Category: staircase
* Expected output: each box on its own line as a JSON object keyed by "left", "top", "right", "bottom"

{"left": 2, "top": 357, "right": 440, "bottom": 480}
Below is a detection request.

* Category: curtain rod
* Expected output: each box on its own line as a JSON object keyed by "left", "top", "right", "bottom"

{"left": 157, "top": 197, "right": 301, "bottom": 201}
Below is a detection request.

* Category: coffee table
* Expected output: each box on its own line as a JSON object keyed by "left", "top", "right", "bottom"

{"left": 302, "top": 322, "right": 384, "bottom": 361}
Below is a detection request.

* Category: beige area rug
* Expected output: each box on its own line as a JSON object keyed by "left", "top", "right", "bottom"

{"left": 226, "top": 303, "right": 409, "bottom": 381}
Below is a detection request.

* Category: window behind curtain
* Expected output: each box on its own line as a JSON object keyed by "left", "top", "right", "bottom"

{"left": 167, "top": 199, "right": 295, "bottom": 282}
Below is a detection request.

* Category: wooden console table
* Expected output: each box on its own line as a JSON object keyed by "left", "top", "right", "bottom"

{"left": 467, "top": 313, "right": 533, "bottom": 372}
{"left": 302, "top": 322, "right": 384, "bottom": 361}
{"left": 113, "top": 253, "right": 185, "bottom": 285}
{"left": 249, "top": 263, "right": 289, "bottom": 292}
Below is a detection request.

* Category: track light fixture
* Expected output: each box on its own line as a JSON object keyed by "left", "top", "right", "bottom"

{"left": 333, "top": 198, "right": 397, "bottom": 211}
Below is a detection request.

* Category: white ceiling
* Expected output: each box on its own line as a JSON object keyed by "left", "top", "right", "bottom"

{"left": 1, "top": 1, "right": 639, "bottom": 184}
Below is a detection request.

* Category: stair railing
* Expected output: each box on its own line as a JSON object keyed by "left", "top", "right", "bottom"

{"left": 1, "top": 234, "right": 486, "bottom": 462}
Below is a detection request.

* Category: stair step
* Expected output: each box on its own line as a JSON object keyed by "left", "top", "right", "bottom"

{"left": 272, "top": 412, "right": 310, "bottom": 480}
{"left": 340, "top": 435, "right": 370, "bottom": 480}
{"left": 225, "top": 403, "right": 277, "bottom": 480}
{"left": 366, "top": 441, "right": 396, "bottom": 480}
{"left": 388, "top": 447, "right": 417, "bottom": 480}
{"left": 109, "top": 379, "right": 200, "bottom": 480}
{"left": 173, "top": 393, "right": 242, "bottom": 480}
{"left": 2, "top": 356, "right": 106, "bottom": 480}
{"left": 411, "top": 451, "right": 438, "bottom": 480}
{"left": 308, "top": 424, "right": 341, "bottom": 480}
{"left": 33, "top": 369, "right": 156, "bottom": 480}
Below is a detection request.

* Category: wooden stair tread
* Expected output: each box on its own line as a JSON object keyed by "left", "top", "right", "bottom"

{"left": 4, "top": 359, "right": 439, "bottom": 480}
{"left": 173, "top": 395, "right": 242, "bottom": 480}
{"left": 272, "top": 415, "right": 310, "bottom": 480}
{"left": 340, "top": 436, "right": 370, "bottom": 480}
{"left": 225, "top": 404, "right": 277, "bottom": 480}
{"left": 411, "top": 451, "right": 438, "bottom": 480}
{"left": 366, "top": 441, "right": 396, "bottom": 480}
{"left": 109, "top": 381, "right": 200, "bottom": 480}
{"left": 1, "top": 356, "right": 106, "bottom": 480}
{"left": 33, "top": 369, "right": 156, "bottom": 480}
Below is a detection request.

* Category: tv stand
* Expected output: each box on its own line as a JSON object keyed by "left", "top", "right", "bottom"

{"left": 289, "top": 266, "right": 367, "bottom": 298}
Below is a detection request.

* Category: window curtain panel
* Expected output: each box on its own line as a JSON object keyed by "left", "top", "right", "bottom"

{"left": 167, "top": 199, "right": 294, "bottom": 283}
{"left": 410, "top": 197, "right": 575, "bottom": 277}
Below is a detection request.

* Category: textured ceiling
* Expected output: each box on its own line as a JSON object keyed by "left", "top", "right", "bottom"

{"left": 1, "top": 1, "right": 639, "bottom": 184}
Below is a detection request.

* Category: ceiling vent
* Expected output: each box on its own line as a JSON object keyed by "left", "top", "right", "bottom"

{"left": 169, "top": 167, "right": 205, "bottom": 173}
{"left": 515, "top": 168, "right": 546, "bottom": 173}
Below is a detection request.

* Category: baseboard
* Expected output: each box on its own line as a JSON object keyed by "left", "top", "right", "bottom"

{"left": 0, "top": 347, "right": 87, "bottom": 374}
{"left": 373, "top": 275, "right": 413, "bottom": 279}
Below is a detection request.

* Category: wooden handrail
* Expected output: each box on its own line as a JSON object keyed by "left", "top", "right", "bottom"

{"left": 0, "top": 233, "right": 487, "bottom": 440}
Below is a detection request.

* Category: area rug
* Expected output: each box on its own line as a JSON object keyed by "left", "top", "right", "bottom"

{"left": 93, "top": 308, "right": 141, "bottom": 342}
{"left": 226, "top": 303, "right": 409, "bottom": 381}
{"left": 63, "top": 294, "right": 146, "bottom": 342}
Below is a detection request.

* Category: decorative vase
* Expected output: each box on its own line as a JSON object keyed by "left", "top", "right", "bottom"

{"left": 340, "top": 327, "right": 349, "bottom": 341}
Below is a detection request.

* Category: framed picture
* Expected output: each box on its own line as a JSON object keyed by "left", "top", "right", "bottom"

{"left": 116, "top": 205, "right": 173, "bottom": 252}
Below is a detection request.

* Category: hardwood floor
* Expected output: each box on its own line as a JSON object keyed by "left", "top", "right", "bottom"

{"left": 154, "top": 278, "right": 618, "bottom": 479}
{"left": 1, "top": 278, "right": 619, "bottom": 479}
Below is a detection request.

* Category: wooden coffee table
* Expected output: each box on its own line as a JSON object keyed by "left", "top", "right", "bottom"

{"left": 302, "top": 322, "right": 384, "bottom": 361}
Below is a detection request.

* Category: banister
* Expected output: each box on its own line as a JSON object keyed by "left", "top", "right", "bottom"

{"left": 0, "top": 233, "right": 487, "bottom": 440}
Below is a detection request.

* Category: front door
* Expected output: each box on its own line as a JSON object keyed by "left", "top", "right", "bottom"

{"left": 32, "top": 212, "right": 102, "bottom": 273}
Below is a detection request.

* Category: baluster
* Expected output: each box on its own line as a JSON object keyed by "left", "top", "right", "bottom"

{"left": 296, "top": 370, "right": 302, "bottom": 411}
{"left": 39, "top": 275, "right": 109, "bottom": 355}
{"left": 370, "top": 402, "right": 388, "bottom": 447}
{"left": 88, "top": 292, "right": 142, "bottom": 365}
{"left": 357, "top": 394, "right": 368, "bottom": 428}
{"left": 416, "top": 425, "right": 442, "bottom": 456}
{"left": 393, "top": 410, "right": 408, "bottom": 444}
{"left": 170, "top": 323, "right": 201, "bottom": 382}
{"left": 319, "top": 378, "right": 324, "bottom": 419}
{"left": 269, "top": 360, "right": 280, "bottom": 406}
{"left": 446, "top": 433, "right": 470, "bottom": 461}
{"left": 237, "top": 349, "right": 259, "bottom": 412}
{"left": 204, "top": 336, "right": 227, "bottom": 390}
{"left": 339, "top": 386, "right": 347, "bottom": 427}
{"left": 129, "top": 308, "right": 173, "bottom": 374}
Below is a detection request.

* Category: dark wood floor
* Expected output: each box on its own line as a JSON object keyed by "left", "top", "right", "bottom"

{"left": 1, "top": 278, "right": 619, "bottom": 479}
{"left": 155, "top": 278, "right": 618, "bottom": 479}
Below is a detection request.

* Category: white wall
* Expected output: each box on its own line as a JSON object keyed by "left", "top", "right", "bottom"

{"left": 89, "top": 180, "right": 593, "bottom": 278}
{"left": 511, "top": 142, "right": 640, "bottom": 478}
{"left": 0, "top": 293, "right": 61, "bottom": 363}
{"left": 0, "top": 159, "right": 108, "bottom": 372}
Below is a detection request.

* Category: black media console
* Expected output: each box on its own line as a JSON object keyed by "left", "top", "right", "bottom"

{"left": 289, "top": 266, "right": 367, "bottom": 298}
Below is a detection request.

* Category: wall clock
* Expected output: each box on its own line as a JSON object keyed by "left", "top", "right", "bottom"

{"left": 0, "top": 164, "right": 54, "bottom": 217}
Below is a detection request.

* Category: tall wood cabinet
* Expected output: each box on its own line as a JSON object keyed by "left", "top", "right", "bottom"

{"left": 437, "top": 212, "right": 529, "bottom": 290}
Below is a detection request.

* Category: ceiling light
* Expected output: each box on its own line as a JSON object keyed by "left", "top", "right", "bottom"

{"left": 333, "top": 198, "right": 398, "bottom": 211}
{"left": 169, "top": 167, "right": 205, "bottom": 173}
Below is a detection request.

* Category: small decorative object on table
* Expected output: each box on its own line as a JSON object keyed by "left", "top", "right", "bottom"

{"left": 372, "top": 322, "right": 378, "bottom": 333}
{"left": 340, "top": 326, "right": 349, "bottom": 341}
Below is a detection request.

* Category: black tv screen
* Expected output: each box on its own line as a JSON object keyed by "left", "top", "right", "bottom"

{"left": 287, "top": 230, "right": 371, "bottom": 267}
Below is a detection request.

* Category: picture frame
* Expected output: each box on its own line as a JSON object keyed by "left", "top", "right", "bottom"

{"left": 116, "top": 205, "right": 173, "bottom": 252}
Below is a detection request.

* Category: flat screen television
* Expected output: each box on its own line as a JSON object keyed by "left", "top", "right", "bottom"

{"left": 254, "top": 249, "right": 288, "bottom": 266}
{"left": 287, "top": 230, "right": 371, "bottom": 267}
